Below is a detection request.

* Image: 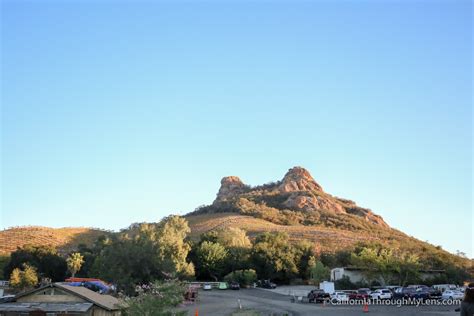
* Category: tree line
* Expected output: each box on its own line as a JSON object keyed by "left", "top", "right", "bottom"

{"left": 2, "top": 215, "right": 470, "bottom": 295}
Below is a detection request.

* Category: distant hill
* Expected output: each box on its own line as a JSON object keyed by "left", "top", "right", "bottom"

{"left": 0, "top": 226, "right": 110, "bottom": 256}
{"left": 190, "top": 166, "right": 388, "bottom": 230}
{"left": 1, "top": 167, "right": 470, "bottom": 270}
{"left": 186, "top": 167, "right": 471, "bottom": 268}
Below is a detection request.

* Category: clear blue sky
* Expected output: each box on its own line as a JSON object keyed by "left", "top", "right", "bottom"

{"left": 1, "top": 0, "right": 472, "bottom": 257}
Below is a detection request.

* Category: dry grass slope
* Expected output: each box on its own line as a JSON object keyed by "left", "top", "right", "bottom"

{"left": 185, "top": 212, "right": 471, "bottom": 268}
{"left": 186, "top": 212, "right": 382, "bottom": 252}
{"left": 0, "top": 226, "right": 110, "bottom": 255}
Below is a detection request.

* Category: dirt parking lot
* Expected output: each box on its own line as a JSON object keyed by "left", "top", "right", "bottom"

{"left": 181, "top": 288, "right": 462, "bottom": 316}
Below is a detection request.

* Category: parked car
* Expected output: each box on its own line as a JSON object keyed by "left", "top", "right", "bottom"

{"left": 342, "top": 290, "right": 357, "bottom": 297}
{"left": 433, "top": 284, "right": 457, "bottom": 293}
{"left": 393, "top": 287, "right": 417, "bottom": 299}
{"left": 386, "top": 286, "right": 401, "bottom": 295}
{"left": 330, "top": 291, "right": 349, "bottom": 302}
{"left": 408, "top": 285, "right": 440, "bottom": 298}
{"left": 413, "top": 288, "right": 431, "bottom": 301}
{"left": 349, "top": 288, "right": 371, "bottom": 300}
{"left": 230, "top": 282, "right": 240, "bottom": 290}
{"left": 370, "top": 289, "right": 392, "bottom": 300}
{"left": 0, "top": 295, "right": 15, "bottom": 304}
{"left": 203, "top": 283, "right": 212, "bottom": 291}
{"left": 307, "top": 289, "right": 330, "bottom": 303}
{"left": 427, "top": 286, "right": 442, "bottom": 299}
{"left": 218, "top": 282, "right": 228, "bottom": 290}
{"left": 456, "top": 287, "right": 466, "bottom": 294}
{"left": 259, "top": 280, "right": 277, "bottom": 289}
{"left": 441, "top": 290, "right": 464, "bottom": 300}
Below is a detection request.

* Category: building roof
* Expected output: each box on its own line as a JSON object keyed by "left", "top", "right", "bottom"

{"left": 332, "top": 266, "right": 445, "bottom": 273}
{"left": 0, "top": 302, "right": 93, "bottom": 312}
{"left": 15, "top": 283, "right": 121, "bottom": 311}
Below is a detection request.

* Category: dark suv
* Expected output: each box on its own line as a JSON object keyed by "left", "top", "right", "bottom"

{"left": 307, "top": 289, "right": 330, "bottom": 303}
{"left": 257, "top": 280, "right": 277, "bottom": 289}
{"left": 393, "top": 287, "right": 417, "bottom": 299}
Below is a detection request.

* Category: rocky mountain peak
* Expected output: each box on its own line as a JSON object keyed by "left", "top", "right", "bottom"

{"left": 208, "top": 167, "right": 388, "bottom": 228}
{"left": 279, "top": 166, "right": 323, "bottom": 193}
{"left": 216, "top": 176, "right": 247, "bottom": 201}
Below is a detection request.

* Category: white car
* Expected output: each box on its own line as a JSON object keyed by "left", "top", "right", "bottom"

{"left": 203, "top": 283, "right": 212, "bottom": 291}
{"left": 371, "top": 289, "right": 392, "bottom": 300}
{"left": 456, "top": 287, "right": 466, "bottom": 294}
{"left": 330, "top": 291, "right": 349, "bottom": 302}
{"left": 441, "top": 290, "right": 463, "bottom": 300}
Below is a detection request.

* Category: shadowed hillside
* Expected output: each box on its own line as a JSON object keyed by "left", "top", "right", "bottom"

{"left": 0, "top": 226, "right": 111, "bottom": 255}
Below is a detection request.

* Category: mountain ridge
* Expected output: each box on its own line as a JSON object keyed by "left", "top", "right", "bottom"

{"left": 204, "top": 166, "right": 388, "bottom": 228}
{"left": 1, "top": 167, "right": 471, "bottom": 270}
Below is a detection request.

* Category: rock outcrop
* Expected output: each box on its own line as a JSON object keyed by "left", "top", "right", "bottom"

{"left": 212, "top": 166, "right": 389, "bottom": 228}
{"left": 278, "top": 166, "right": 323, "bottom": 192}
{"left": 282, "top": 193, "right": 346, "bottom": 213}
{"left": 215, "top": 176, "right": 247, "bottom": 201}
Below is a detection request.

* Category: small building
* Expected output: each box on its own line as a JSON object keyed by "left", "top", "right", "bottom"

{"left": 0, "top": 281, "right": 10, "bottom": 298}
{"left": 0, "top": 283, "right": 122, "bottom": 316}
{"left": 331, "top": 267, "right": 366, "bottom": 283}
{"left": 330, "top": 267, "right": 445, "bottom": 284}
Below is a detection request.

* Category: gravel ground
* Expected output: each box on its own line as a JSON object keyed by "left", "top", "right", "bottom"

{"left": 180, "top": 288, "right": 462, "bottom": 316}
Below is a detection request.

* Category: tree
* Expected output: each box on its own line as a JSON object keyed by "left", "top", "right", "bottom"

{"left": 392, "top": 253, "right": 421, "bottom": 286}
{"left": 0, "top": 256, "right": 9, "bottom": 280}
{"left": 67, "top": 253, "right": 84, "bottom": 278}
{"left": 350, "top": 246, "right": 422, "bottom": 286}
{"left": 223, "top": 269, "right": 257, "bottom": 287}
{"left": 4, "top": 245, "right": 67, "bottom": 282}
{"left": 91, "top": 216, "right": 195, "bottom": 294}
{"left": 294, "top": 241, "right": 316, "bottom": 280}
{"left": 309, "top": 261, "right": 330, "bottom": 284}
{"left": 22, "top": 264, "right": 38, "bottom": 287}
{"left": 335, "top": 275, "right": 358, "bottom": 290}
{"left": 320, "top": 250, "right": 352, "bottom": 268}
{"left": 251, "top": 232, "right": 299, "bottom": 283}
{"left": 215, "top": 227, "right": 252, "bottom": 273}
{"left": 91, "top": 237, "right": 158, "bottom": 294}
{"left": 9, "top": 263, "right": 38, "bottom": 290}
{"left": 196, "top": 241, "right": 228, "bottom": 281}
{"left": 122, "top": 280, "right": 186, "bottom": 316}
{"left": 351, "top": 247, "right": 395, "bottom": 285}
{"left": 216, "top": 227, "right": 251, "bottom": 248}
{"left": 9, "top": 268, "right": 21, "bottom": 288}
{"left": 156, "top": 216, "right": 195, "bottom": 278}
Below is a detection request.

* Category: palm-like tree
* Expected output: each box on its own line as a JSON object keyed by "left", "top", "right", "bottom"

{"left": 67, "top": 252, "right": 84, "bottom": 278}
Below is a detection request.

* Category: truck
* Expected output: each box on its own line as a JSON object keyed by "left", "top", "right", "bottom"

{"left": 319, "top": 281, "right": 335, "bottom": 294}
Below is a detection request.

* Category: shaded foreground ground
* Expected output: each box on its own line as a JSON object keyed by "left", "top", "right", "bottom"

{"left": 181, "top": 288, "right": 461, "bottom": 316}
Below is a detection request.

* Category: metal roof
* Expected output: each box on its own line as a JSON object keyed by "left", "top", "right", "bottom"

{"left": 14, "top": 283, "right": 121, "bottom": 311}
{"left": 0, "top": 302, "right": 93, "bottom": 312}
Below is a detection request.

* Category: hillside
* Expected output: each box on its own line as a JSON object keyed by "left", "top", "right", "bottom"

{"left": 1, "top": 167, "right": 470, "bottom": 270}
{"left": 0, "top": 226, "right": 110, "bottom": 255}
{"left": 186, "top": 212, "right": 470, "bottom": 266}
{"left": 190, "top": 167, "right": 388, "bottom": 231}
{"left": 186, "top": 167, "right": 471, "bottom": 268}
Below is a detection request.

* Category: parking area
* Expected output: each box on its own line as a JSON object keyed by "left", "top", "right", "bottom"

{"left": 180, "top": 288, "right": 462, "bottom": 316}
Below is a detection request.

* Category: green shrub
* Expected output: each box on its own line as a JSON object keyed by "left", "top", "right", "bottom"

{"left": 224, "top": 269, "right": 257, "bottom": 286}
